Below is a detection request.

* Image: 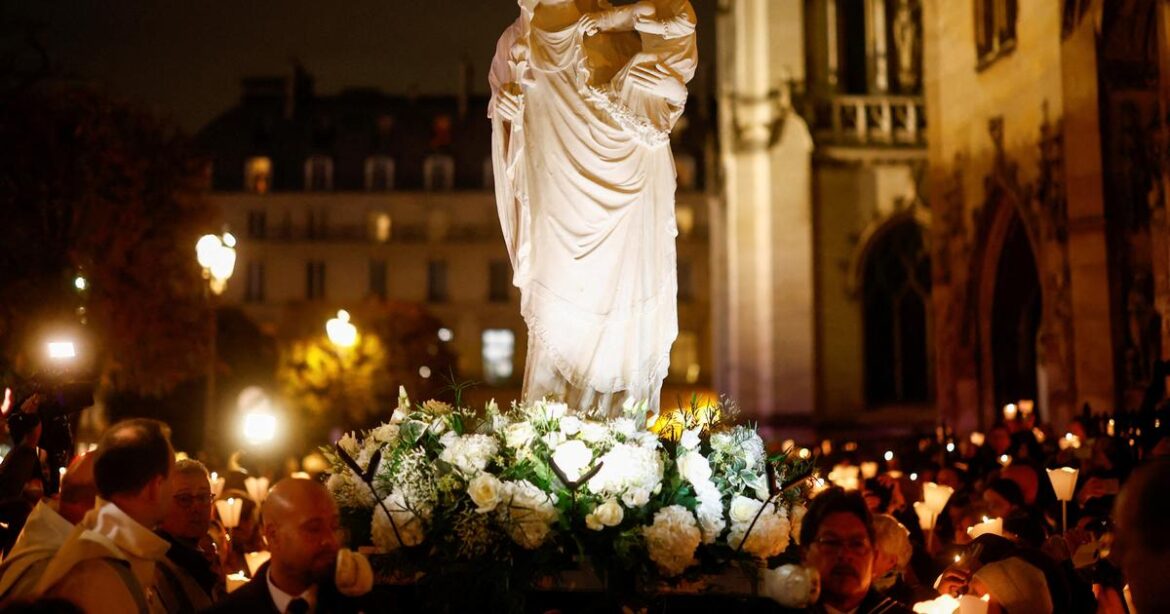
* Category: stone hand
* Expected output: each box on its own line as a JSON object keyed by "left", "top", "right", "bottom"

{"left": 495, "top": 85, "right": 524, "bottom": 123}
{"left": 630, "top": 64, "right": 687, "bottom": 103}
{"left": 579, "top": 13, "right": 601, "bottom": 36}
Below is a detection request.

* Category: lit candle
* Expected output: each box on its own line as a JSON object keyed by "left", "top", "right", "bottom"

{"left": 884, "top": 450, "right": 895, "bottom": 462}
{"left": 966, "top": 516, "right": 1004, "bottom": 539}
{"left": 1047, "top": 466, "right": 1079, "bottom": 533}
{"left": 215, "top": 497, "right": 244, "bottom": 529}
{"left": 1018, "top": 400, "right": 1034, "bottom": 418}
{"left": 913, "top": 501, "right": 935, "bottom": 531}
{"left": 912, "top": 594, "right": 961, "bottom": 614}
{"left": 969, "top": 432, "right": 985, "bottom": 447}
{"left": 1107, "top": 419, "right": 1116, "bottom": 437}
{"left": 244, "top": 550, "right": 271, "bottom": 577}
{"left": 958, "top": 594, "right": 991, "bottom": 614}
{"left": 244, "top": 476, "right": 270, "bottom": 505}
{"left": 923, "top": 482, "right": 954, "bottom": 514}
{"left": 998, "top": 454, "right": 1012, "bottom": 467}
{"left": 1003, "top": 403, "right": 1018, "bottom": 421}
{"left": 226, "top": 571, "right": 249, "bottom": 593}
{"left": 860, "top": 461, "right": 879, "bottom": 479}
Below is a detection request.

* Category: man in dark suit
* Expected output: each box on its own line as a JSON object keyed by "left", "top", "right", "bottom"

{"left": 802, "top": 488, "right": 913, "bottom": 614}
{"left": 204, "top": 478, "right": 372, "bottom": 614}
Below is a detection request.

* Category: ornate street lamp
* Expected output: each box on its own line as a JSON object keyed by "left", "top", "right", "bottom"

{"left": 196, "top": 232, "right": 236, "bottom": 458}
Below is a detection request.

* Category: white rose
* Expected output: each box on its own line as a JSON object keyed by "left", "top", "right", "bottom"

{"left": 504, "top": 422, "right": 535, "bottom": 449}
{"left": 559, "top": 416, "right": 582, "bottom": 436}
{"left": 592, "top": 498, "right": 624, "bottom": 527}
{"left": 730, "top": 495, "right": 766, "bottom": 524}
{"left": 579, "top": 421, "right": 609, "bottom": 444}
{"left": 677, "top": 451, "right": 713, "bottom": 485}
{"left": 679, "top": 427, "right": 701, "bottom": 451}
{"left": 622, "top": 487, "right": 651, "bottom": 508}
{"left": 467, "top": 473, "right": 503, "bottom": 513}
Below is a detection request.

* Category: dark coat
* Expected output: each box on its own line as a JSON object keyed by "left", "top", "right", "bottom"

{"left": 201, "top": 563, "right": 374, "bottom": 614}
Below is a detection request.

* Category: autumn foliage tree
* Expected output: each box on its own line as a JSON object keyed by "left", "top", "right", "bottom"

{"left": 275, "top": 299, "right": 458, "bottom": 440}
{"left": 0, "top": 86, "right": 216, "bottom": 397}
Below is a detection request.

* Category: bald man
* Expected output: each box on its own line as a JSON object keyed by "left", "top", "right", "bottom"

{"left": 206, "top": 478, "right": 372, "bottom": 614}
{"left": 1114, "top": 458, "right": 1170, "bottom": 614}
{"left": 0, "top": 452, "right": 97, "bottom": 601}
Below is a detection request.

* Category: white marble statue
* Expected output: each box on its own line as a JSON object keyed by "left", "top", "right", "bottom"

{"left": 489, "top": 0, "right": 696, "bottom": 416}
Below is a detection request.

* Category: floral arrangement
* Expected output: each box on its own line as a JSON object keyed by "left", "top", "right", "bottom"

{"left": 321, "top": 387, "right": 815, "bottom": 602}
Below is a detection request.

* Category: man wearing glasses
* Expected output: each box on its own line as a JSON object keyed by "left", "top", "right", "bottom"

{"left": 156, "top": 458, "right": 221, "bottom": 611}
{"left": 801, "top": 487, "right": 913, "bottom": 614}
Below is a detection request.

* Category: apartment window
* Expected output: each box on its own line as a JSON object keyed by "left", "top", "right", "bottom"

{"left": 247, "top": 210, "right": 267, "bottom": 239}
{"left": 304, "top": 155, "right": 333, "bottom": 191}
{"left": 489, "top": 260, "right": 511, "bottom": 303}
{"left": 365, "top": 156, "right": 396, "bottom": 191}
{"left": 668, "top": 331, "right": 701, "bottom": 384}
{"left": 677, "top": 259, "right": 694, "bottom": 303}
{"left": 974, "top": 0, "right": 1017, "bottom": 65}
{"left": 423, "top": 154, "right": 455, "bottom": 191}
{"left": 482, "top": 329, "right": 515, "bottom": 385}
{"left": 245, "top": 260, "right": 265, "bottom": 303}
{"left": 306, "top": 260, "right": 326, "bottom": 300}
{"left": 427, "top": 260, "right": 448, "bottom": 302}
{"left": 674, "top": 153, "right": 698, "bottom": 191}
{"left": 307, "top": 208, "right": 329, "bottom": 240}
{"left": 369, "top": 259, "right": 387, "bottom": 299}
{"left": 369, "top": 212, "right": 392, "bottom": 243}
{"left": 244, "top": 157, "right": 272, "bottom": 194}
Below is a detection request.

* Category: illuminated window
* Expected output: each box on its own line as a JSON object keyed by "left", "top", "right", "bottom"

{"left": 668, "top": 331, "right": 701, "bottom": 384}
{"left": 482, "top": 329, "right": 515, "bottom": 385}
{"left": 365, "top": 156, "right": 396, "bottom": 191}
{"left": 676, "top": 205, "right": 695, "bottom": 238}
{"left": 370, "top": 212, "right": 392, "bottom": 243}
{"left": 423, "top": 154, "right": 455, "bottom": 191}
{"left": 304, "top": 155, "right": 333, "bottom": 191}
{"left": 244, "top": 157, "right": 272, "bottom": 194}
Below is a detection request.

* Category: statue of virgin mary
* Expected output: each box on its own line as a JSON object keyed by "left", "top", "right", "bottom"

{"left": 488, "top": 0, "right": 697, "bottom": 416}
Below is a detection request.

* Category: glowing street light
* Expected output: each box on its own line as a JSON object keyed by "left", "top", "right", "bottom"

{"left": 242, "top": 410, "right": 277, "bottom": 446}
{"left": 196, "top": 232, "right": 237, "bottom": 295}
{"left": 326, "top": 310, "right": 358, "bottom": 349}
{"left": 47, "top": 340, "right": 77, "bottom": 360}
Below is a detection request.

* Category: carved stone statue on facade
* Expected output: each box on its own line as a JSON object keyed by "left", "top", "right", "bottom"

{"left": 489, "top": 0, "right": 696, "bottom": 416}
{"left": 892, "top": 0, "right": 920, "bottom": 92}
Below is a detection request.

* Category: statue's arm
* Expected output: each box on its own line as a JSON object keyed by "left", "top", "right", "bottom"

{"left": 581, "top": 1, "right": 654, "bottom": 36}
{"left": 634, "top": 0, "right": 697, "bottom": 40}
{"left": 488, "top": 19, "right": 526, "bottom": 124}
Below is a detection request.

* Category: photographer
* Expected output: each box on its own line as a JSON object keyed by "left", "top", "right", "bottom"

{"left": 0, "top": 400, "right": 49, "bottom": 554}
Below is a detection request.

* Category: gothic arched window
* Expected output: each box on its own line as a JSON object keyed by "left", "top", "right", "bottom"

{"left": 863, "top": 219, "right": 932, "bottom": 406}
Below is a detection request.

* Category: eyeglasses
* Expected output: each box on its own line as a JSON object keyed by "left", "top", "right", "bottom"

{"left": 813, "top": 536, "right": 872, "bottom": 556}
{"left": 173, "top": 492, "right": 215, "bottom": 508}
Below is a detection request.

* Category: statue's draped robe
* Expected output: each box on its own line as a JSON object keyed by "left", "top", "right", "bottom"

{"left": 489, "top": 11, "right": 696, "bottom": 416}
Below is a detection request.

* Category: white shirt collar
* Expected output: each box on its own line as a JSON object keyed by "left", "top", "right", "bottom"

{"left": 266, "top": 569, "right": 318, "bottom": 614}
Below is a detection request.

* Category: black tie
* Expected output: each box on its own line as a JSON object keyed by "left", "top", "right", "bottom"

{"left": 286, "top": 597, "right": 310, "bottom": 614}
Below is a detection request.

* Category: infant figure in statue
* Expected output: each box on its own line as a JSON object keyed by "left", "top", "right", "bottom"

{"left": 488, "top": 0, "right": 696, "bottom": 417}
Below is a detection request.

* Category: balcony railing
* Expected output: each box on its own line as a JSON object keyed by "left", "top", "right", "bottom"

{"left": 811, "top": 95, "right": 925, "bottom": 147}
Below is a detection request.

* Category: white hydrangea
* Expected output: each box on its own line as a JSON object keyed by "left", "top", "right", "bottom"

{"left": 610, "top": 418, "right": 637, "bottom": 439}
{"left": 727, "top": 498, "right": 791, "bottom": 559}
{"left": 643, "top": 505, "right": 701, "bottom": 576}
{"left": 327, "top": 472, "right": 376, "bottom": 509}
{"left": 559, "top": 416, "right": 582, "bottom": 436}
{"left": 499, "top": 480, "right": 559, "bottom": 549}
{"left": 438, "top": 434, "right": 499, "bottom": 477}
{"left": 587, "top": 443, "right": 664, "bottom": 508}
{"left": 371, "top": 492, "right": 426, "bottom": 551}
{"left": 578, "top": 421, "right": 610, "bottom": 444}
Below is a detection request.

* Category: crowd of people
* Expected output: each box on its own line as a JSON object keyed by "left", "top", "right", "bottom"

{"left": 0, "top": 398, "right": 1164, "bottom": 612}
{"left": 794, "top": 407, "right": 1170, "bottom": 614}
{"left": 0, "top": 413, "right": 373, "bottom": 614}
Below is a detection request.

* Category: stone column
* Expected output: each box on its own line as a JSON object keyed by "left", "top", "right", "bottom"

{"left": 866, "top": 0, "right": 890, "bottom": 92}
{"left": 716, "top": 0, "right": 817, "bottom": 420}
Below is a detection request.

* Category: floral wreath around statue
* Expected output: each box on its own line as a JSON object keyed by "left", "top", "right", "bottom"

{"left": 321, "top": 386, "right": 818, "bottom": 607}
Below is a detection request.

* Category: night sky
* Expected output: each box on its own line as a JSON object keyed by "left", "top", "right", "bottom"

{"left": 13, "top": 0, "right": 716, "bottom": 134}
